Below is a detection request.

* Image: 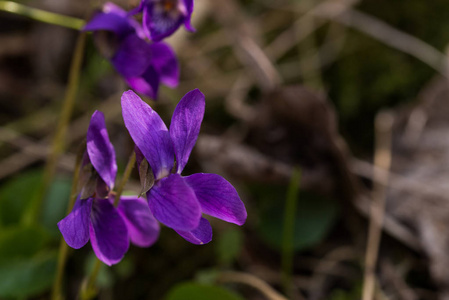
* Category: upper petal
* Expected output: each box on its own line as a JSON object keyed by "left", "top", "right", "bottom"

{"left": 111, "top": 34, "right": 153, "bottom": 78}
{"left": 89, "top": 198, "right": 129, "bottom": 266}
{"left": 181, "top": 0, "right": 195, "bottom": 32}
{"left": 83, "top": 3, "right": 135, "bottom": 38}
{"left": 117, "top": 196, "right": 160, "bottom": 247}
{"left": 57, "top": 197, "right": 92, "bottom": 249}
{"left": 175, "top": 217, "right": 212, "bottom": 245}
{"left": 86, "top": 111, "right": 117, "bottom": 190}
{"left": 149, "top": 43, "right": 179, "bottom": 88}
{"left": 184, "top": 173, "right": 247, "bottom": 225}
{"left": 169, "top": 89, "right": 205, "bottom": 174}
{"left": 121, "top": 90, "right": 174, "bottom": 179}
{"left": 147, "top": 174, "right": 201, "bottom": 231}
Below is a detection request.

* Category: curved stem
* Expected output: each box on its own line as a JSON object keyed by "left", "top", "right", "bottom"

{"left": 0, "top": 1, "right": 84, "bottom": 30}
{"left": 218, "top": 271, "right": 288, "bottom": 300}
{"left": 281, "top": 168, "right": 301, "bottom": 298}
{"left": 51, "top": 142, "right": 86, "bottom": 300}
{"left": 26, "top": 32, "right": 87, "bottom": 226}
{"left": 80, "top": 259, "right": 102, "bottom": 300}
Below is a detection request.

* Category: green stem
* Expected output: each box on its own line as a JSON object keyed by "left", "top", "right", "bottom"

{"left": 80, "top": 150, "right": 137, "bottom": 299}
{"left": 0, "top": 1, "right": 84, "bottom": 30}
{"left": 80, "top": 259, "right": 102, "bottom": 300}
{"left": 281, "top": 167, "right": 301, "bottom": 298}
{"left": 51, "top": 141, "right": 86, "bottom": 300}
{"left": 25, "top": 31, "right": 87, "bottom": 226}
{"left": 114, "top": 151, "right": 136, "bottom": 207}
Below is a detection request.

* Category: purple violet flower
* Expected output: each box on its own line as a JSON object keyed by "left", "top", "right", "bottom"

{"left": 58, "top": 111, "right": 160, "bottom": 266}
{"left": 121, "top": 89, "right": 247, "bottom": 245}
{"left": 83, "top": 2, "right": 179, "bottom": 99}
{"left": 133, "top": 0, "right": 194, "bottom": 42}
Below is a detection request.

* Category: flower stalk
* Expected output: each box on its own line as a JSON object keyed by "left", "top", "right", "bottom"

{"left": 51, "top": 142, "right": 87, "bottom": 300}
{"left": 281, "top": 167, "right": 301, "bottom": 298}
{"left": 0, "top": 1, "right": 84, "bottom": 30}
{"left": 80, "top": 149, "right": 137, "bottom": 300}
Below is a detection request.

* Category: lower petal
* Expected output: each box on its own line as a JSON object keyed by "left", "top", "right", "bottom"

{"left": 90, "top": 198, "right": 129, "bottom": 266}
{"left": 175, "top": 217, "right": 212, "bottom": 245}
{"left": 126, "top": 66, "right": 160, "bottom": 100}
{"left": 57, "top": 197, "right": 92, "bottom": 249}
{"left": 147, "top": 174, "right": 201, "bottom": 231}
{"left": 117, "top": 196, "right": 160, "bottom": 247}
{"left": 184, "top": 173, "right": 247, "bottom": 225}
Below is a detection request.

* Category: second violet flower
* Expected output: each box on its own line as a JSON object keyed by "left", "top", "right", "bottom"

{"left": 83, "top": 2, "right": 179, "bottom": 99}
{"left": 121, "top": 89, "right": 247, "bottom": 245}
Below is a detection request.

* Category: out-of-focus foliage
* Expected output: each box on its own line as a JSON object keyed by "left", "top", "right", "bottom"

{"left": 0, "top": 170, "right": 70, "bottom": 297}
{"left": 166, "top": 282, "right": 244, "bottom": 300}
{"left": 255, "top": 185, "right": 339, "bottom": 251}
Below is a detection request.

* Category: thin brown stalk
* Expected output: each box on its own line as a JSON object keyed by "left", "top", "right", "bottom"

{"left": 218, "top": 271, "right": 288, "bottom": 300}
{"left": 362, "top": 111, "right": 394, "bottom": 300}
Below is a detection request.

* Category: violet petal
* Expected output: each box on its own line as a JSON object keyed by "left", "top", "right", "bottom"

{"left": 89, "top": 198, "right": 129, "bottom": 266}
{"left": 184, "top": 173, "right": 247, "bottom": 226}
{"left": 121, "top": 90, "right": 174, "bottom": 178}
{"left": 86, "top": 111, "right": 117, "bottom": 190}
{"left": 182, "top": 0, "right": 195, "bottom": 31}
{"left": 149, "top": 43, "right": 179, "bottom": 88}
{"left": 169, "top": 89, "right": 205, "bottom": 174}
{"left": 57, "top": 197, "right": 92, "bottom": 249}
{"left": 125, "top": 65, "right": 161, "bottom": 100}
{"left": 142, "top": 2, "right": 184, "bottom": 41}
{"left": 117, "top": 196, "right": 160, "bottom": 247}
{"left": 147, "top": 174, "right": 201, "bottom": 231}
{"left": 83, "top": 4, "right": 134, "bottom": 38}
{"left": 111, "top": 34, "right": 153, "bottom": 78}
{"left": 175, "top": 217, "right": 212, "bottom": 245}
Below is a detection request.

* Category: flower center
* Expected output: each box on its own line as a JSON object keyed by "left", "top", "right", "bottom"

{"left": 154, "top": 0, "right": 184, "bottom": 19}
{"left": 163, "top": 0, "right": 175, "bottom": 11}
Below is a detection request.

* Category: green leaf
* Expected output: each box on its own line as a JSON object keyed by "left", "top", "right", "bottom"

{"left": 257, "top": 188, "right": 339, "bottom": 251}
{"left": 0, "top": 169, "right": 70, "bottom": 234}
{"left": 166, "top": 283, "right": 244, "bottom": 300}
{"left": 0, "top": 251, "right": 57, "bottom": 298}
{"left": 41, "top": 176, "right": 71, "bottom": 237}
{"left": 216, "top": 228, "right": 243, "bottom": 266}
{"left": 0, "top": 226, "right": 49, "bottom": 261}
{"left": 0, "top": 225, "right": 55, "bottom": 297}
{"left": 0, "top": 170, "right": 41, "bottom": 226}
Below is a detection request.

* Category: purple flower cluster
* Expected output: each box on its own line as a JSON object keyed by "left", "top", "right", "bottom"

{"left": 58, "top": 90, "right": 247, "bottom": 265}
{"left": 83, "top": 0, "right": 194, "bottom": 99}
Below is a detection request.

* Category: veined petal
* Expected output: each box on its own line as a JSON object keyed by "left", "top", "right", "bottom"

{"left": 149, "top": 43, "right": 179, "bottom": 88}
{"left": 184, "top": 173, "right": 247, "bottom": 226}
{"left": 169, "top": 89, "right": 205, "bottom": 174}
{"left": 117, "top": 196, "right": 160, "bottom": 247}
{"left": 121, "top": 90, "right": 174, "bottom": 179}
{"left": 147, "top": 174, "right": 201, "bottom": 231}
{"left": 142, "top": 2, "right": 184, "bottom": 41}
{"left": 57, "top": 197, "right": 92, "bottom": 249}
{"left": 86, "top": 111, "right": 117, "bottom": 190}
{"left": 89, "top": 198, "right": 129, "bottom": 266}
{"left": 125, "top": 65, "right": 160, "bottom": 100}
{"left": 111, "top": 34, "right": 153, "bottom": 78}
{"left": 175, "top": 217, "right": 212, "bottom": 245}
